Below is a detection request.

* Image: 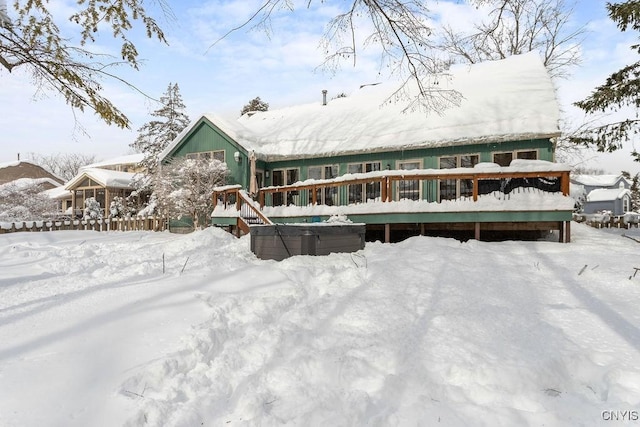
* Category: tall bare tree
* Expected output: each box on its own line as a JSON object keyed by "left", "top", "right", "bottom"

{"left": 0, "top": 0, "right": 170, "bottom": 129}
{"left": 28, "top": 152, "right": 97, "bottom": 182}
{"left": 437, "top": 0, "right": 584, "bottom": 79}
{"left": 212, "top": 0, "right": 462, "bottom": 112}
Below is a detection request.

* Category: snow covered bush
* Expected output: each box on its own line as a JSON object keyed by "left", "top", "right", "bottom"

{"left": 0, "top": 180, "right": 58, "bottom": 222}
{"left": 109, "top": 196, "right": 125, "bottom": 218}
{"left": 136, "top": 193, "right": 158, "bottom": 217}
{"left": 83, "top": 197, "right": 102, "bottom": 220}
{"left": 109, "top": 195, "right": 137, "bottom": 218}
{"left": 153, "top": 157, "right": 229, "bottom": 229}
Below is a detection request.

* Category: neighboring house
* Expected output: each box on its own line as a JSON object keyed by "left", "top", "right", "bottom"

{"left": 0, "top": 160, "right": 64, "bottom": 188}
{"left": 84, "top": 154, "right": 145, "bottom": 174}
{"left": 64, "top": 154, "right": 144, "bottom": 217}
{"left": 158, "top": 53, "right": 574, "bottom": 241}
{"left": 571, "top": 174, "right": 632, "bottom": 215}
{"left": 0, "top": 160, "right": 70, "bottom": 215}
{"left": 585, "top": 188, "right": 632, "bottom": 216}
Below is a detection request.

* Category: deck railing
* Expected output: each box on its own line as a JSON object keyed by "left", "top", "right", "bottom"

{"left": 255, "top": 168, "right": 571, "bottom": 208}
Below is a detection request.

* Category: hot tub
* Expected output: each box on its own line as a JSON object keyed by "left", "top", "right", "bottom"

{"left": 250, "top": 223, "right": 366, "bottom": 261}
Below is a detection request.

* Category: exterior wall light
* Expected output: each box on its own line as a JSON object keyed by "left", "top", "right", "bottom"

{"left": 233, "top": 151, "right": 242, "bottom": 163}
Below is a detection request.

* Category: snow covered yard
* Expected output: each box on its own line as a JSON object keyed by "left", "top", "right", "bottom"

{"left": 1, "top": 224, "right": 640, "bottom": 426}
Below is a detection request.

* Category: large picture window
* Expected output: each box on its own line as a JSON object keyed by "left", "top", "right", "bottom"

{"left": 397, "top": 160, "right": 422, "bottom": 201}
{"left": 308, "top": 164, "right": 338, "bottom": 205}
{"left": 439, "top": 154, "right": 479, "bottom": 201}
{"left": 347, "top": 161, "right": 381, "bottom": 203}
{"left": 272, "top": 168, "right": 299, "bottom": 205}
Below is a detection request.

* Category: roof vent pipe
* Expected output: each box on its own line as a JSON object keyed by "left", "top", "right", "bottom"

{"left": 322, "top": 89, "right": 327, "bottom": 106}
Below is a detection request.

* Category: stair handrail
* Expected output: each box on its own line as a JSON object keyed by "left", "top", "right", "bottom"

{"left": 236, "top": 189, "right": 273, "bottom": 225}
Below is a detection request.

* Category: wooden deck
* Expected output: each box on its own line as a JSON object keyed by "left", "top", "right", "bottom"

{"left": 212, "top": 166, "right": 574, "bottom": 243}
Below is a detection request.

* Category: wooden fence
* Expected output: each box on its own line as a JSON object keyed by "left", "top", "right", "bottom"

{"left": 0, "top": 216, "right": 168, "bottom": 234}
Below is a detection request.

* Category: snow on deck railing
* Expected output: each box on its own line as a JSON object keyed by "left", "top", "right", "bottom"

{"left": 212, "top": 164, "right": 573, "bottom": 216}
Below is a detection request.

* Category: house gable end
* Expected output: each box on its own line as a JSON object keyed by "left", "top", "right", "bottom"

{"left": 163, "top": 117, "right": 247, "bottom": 162}
{"left": 162, "top": 116, "right": 251, "bottom": 188}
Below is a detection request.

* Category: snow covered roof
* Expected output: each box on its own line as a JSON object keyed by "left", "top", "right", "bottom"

{"left": 0, "top": 160, "right": 20, "bottom": 169}
{"left": 43, "top": 185, "right": 72, "bottom": 200}
{"left": 571, "top": 174, "right": 629, "bottom": 187}
{"left": 0, "top": 177, "right": 61, "bottom": 191}
{"left": 65, "top": 168, "right": 136, "bottom": 190}
{"left": 82, "top": 153, "right": 144, "bottom": 170}
{"left": 586, "top": 188, "right": 631, "bottom": 202}
{"left": 161, "top": 52, "right": 560, "bottom": 162}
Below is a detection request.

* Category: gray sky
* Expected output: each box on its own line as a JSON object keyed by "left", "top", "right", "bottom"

{"left": 1, "top": 0, "right": 638, "bottom": 175}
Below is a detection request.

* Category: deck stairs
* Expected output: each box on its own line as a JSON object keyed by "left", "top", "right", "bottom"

{"left": 235, "top": 190, "right": 272, "bottom": 235}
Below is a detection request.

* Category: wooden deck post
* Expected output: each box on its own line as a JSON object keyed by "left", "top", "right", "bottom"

{"left": 561, "top": 171, "right": 570, "bottom": 196}
{"left": 381, "top": 179, "right": 387, "bottom": 202}
{"left": 384, "top": 224, "right": 391, "bottom": 243}
{"left": 475, "top": 222, "right": 481, "bottom": 241}
{"left": 473, "top": 176, "right": 478, "bottom": 202}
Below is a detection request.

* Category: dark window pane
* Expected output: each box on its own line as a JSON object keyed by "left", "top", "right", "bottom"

{"left": 516, "top": 150, "right": 537, "bottom": 160}
{"left": 461, "top": 155, "right": 479, "bottom": 168}
{"left": 440, "top": 179, "right": 457, "bottom": 201}
{"left": 493, "top": 152, "right": 513, "bottom": 167}
{"left": 440, "top": 157, "right": 457, "bottom": 169}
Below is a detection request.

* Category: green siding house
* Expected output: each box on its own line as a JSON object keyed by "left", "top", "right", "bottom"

{"left": 159, "top": 52, "right": 573, "bottom": 242}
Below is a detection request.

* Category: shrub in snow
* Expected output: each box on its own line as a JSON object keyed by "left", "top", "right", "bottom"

{"left": 136, "top": 193, "right": 159, "bottom": 217}
{"left": 109, "top": 196, "right": 125, "bottom": 218}
{"left": 83, "top": 197, "right": 102, "bottom": 220}
{"left": 109, "top": 195, "right": 137, "bottom": 218}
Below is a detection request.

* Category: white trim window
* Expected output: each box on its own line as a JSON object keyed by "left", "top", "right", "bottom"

{"left": 347, "top": 161, "right": 381, "bottom": 203}
{"left": 397, "top": 160, "right": 422, "bottom": 201}
{"left": 271, "top": 168, "right": 300, "bottom": 205}
{"left": 492, "top": 150, "right": 537, "bottom": 167}
{"left": 438, "top": 154, "right": 479, "bottom": 201}
{"left": 186, "top": 150, "right": 225, "bottom": 162}
{"left": 623, "top": 194, "right": 631, "bottom": 213}
{"left": 308, "top": 164, "right": 338, "bottom": 205}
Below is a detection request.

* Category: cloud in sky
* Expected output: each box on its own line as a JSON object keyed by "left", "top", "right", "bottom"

{"left": 0, "top": 0, "right": 638, "bottom": 174}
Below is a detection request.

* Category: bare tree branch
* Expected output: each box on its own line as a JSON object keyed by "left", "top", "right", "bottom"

{"left": 209, "top": 0, "right": 461, "bottom": 113}
{"left": 438, "top": 0, "right": 585, "bottom": 79}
